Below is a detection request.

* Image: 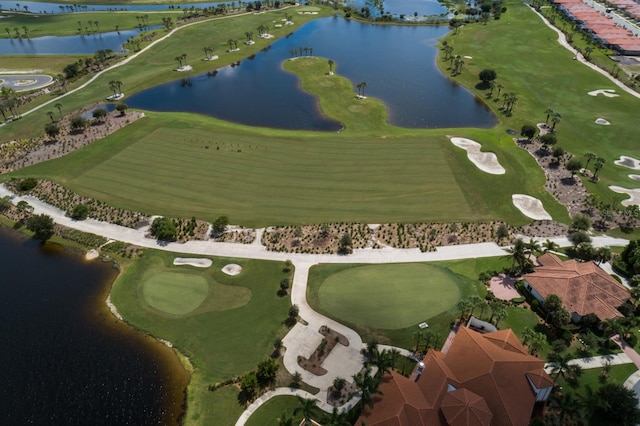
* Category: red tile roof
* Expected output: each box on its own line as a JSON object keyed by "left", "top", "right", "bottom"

{"left": 524, "top": 253, "right": 629, "bottom": 320}
{"left": 356, "top": 328, "right": 553, "bottom": 426}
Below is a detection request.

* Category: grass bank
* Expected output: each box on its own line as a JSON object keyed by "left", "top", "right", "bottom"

{"left": 110, "top": 250, "right": 293, "bottom": 425}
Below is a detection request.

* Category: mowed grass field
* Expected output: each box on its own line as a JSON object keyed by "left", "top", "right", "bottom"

{"left": 442, "top": 0, "right": 640, "bottom": 202}
{"left": 110, "top": 251, "right": 292, "bottom": 426}
{"left": 11, "top": 109, "right": 561, "bottom": 226}
{"left": 317, "top": 264, "right": 460, "bottom": 329}
{"left": 306, "top": 257, "right": 508, "bottom": 348}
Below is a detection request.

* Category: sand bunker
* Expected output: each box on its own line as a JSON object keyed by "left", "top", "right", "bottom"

{"left": 85, "top": 249, "right": 99, "bottom": 260}
{"left": 594, "top": 118, "right": 610, "bottom": 125}
{"left": 629, "top": 175, "right": 640, "bottom": 181}
{"left": 450, "top": 137, "right": 506, "bottom": 175}
{"left": 175, "top": 65, "right": 193, "bottom": 72}
{"left": 222, "top": 263, "right": 243, "bottom": 276}
{"left": 173, "top": 257, "right": 213, "bottom": 268}
{"left": 512, "top": 194, "right": 553, "bottom": 220}
{"left": 609, "top": 186, "right": 640, "bottom": 207}
{"left": 587, "top": 89, "right": 619, "bottom": 97}
{"left": 106, "top": 93, "right": 124, "bottom": 101}
{"left": 615, "top": 156, "right": 640, "bottom": 170}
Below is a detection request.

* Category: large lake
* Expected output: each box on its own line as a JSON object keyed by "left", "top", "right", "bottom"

{"left": 127, "top": 17, "right": 496, "bottom": 130}
{"left": 0, "top": 228, "right": 188, "bottom": 425}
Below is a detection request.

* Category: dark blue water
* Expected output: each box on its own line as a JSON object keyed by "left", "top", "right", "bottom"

{"left": 127, "top": 17, "right": 496, "bottom": 130}
{"left": 0, "top": 228, "right": 188, "bottom": 425}
{"left": 0, "top": 0, "right": 229, "bottom": 13}
{"left": 0, "top": 27, "right": 145, "bottom": 54}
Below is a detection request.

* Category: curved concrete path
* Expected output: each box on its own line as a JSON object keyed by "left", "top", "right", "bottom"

{"left": 0, "top": 184, "right": 632, "bottom": 424}
{"left": 0, "top": 74, "right": 54, "bottom": 91}
{"left": 529, "top": 4, "right": 640, "bottom": 100}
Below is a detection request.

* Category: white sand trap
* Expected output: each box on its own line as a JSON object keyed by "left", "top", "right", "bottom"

{"left": 463, "top": 55, "right": 473, "bottom": 59}
{"left": 512, "top": 194, "right": 553, "bottom": 220}
{"left": 595, "top": 118, "right": 610, "bottom": 125}
{"left": 629, "top": 174, "right": 640, "bottom": 181}
{"left": 174, "top": 257, "right": 213, "bottom": 268}
{"left": 222, "top": 263, "right": 243, "bottom": 276}
{"left": 285, "top": 21, "right": 294, "bottom": 25}
{"left": 85, "top": 249, "right": 99, "bottom": 260}
{"left": 260, "top": 33, "right": 274, "bottom": 39}
{"left": 175, "top": 65, "right": 193, "bottom": 72}
{"left": 609, "top": 186, "right": 640, "bottom": 206}
{"left": 587, "top": 89, "right": 619, "bottom": 97}
{"left": 228, "top": 48, "right": 240, "bottom": 52}
{"left": 106, "top": 93, "right": 124, "bottom": 101}
{"left": 203, "top": 55, "right": 219, "bottom": 61}
{"left": 274, "top": 24, "right": 282, "bottom": 28}
{"left": 450, "top": 137, "right": 506, "bottom": 175}
{"left": 246, "top": 40, "right": 256, "bottom": 45}
{"left": 615, "top": 156, "right": 640, "bottom": 170}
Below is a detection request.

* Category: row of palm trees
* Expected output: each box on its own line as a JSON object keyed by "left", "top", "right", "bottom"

{"left": 289, "top": 47, "right": 314, "bottom": 58}
{"left": 45, "top": 103, "right": 64, "bottom": 123}
{"left": 174, "top": 53, "right": 188, "bottom": 68}
{"left": 77, "top": 20, "right": 100, "bottom": 35}
{"left": 108, "top": 80, "right": 123, "bottom": 96}
{"left": 544, "top": 108, "right": 562, "bottom": 132}
{"left": 356, "top": 81, "right": 367, "bottom": 97}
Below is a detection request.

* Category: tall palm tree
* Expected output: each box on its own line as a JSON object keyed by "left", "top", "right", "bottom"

{"left": 584, "top": 152, "right": 597, "bottom": 173}
{"left": 495, "top": 83, "right": 503, "bottom": 99}
{"left": 227, "top": 39, "right": 234, "bottom": 51}
{"left": 180, "top": 53, "right": 187, "bottom": 66}
{"left": 277, "top": 410, "right": 294, "bottom": 426}
{"left": 353, "top": 368, "right": 382, "bottom": 409}
{"left": 359, "top": 81, "right": 367, "bottom": 97}
{"left": 542, "top": 239, "right": 559, "bottom": 253}
{"left": 467, "top": 295, "right": 483, "bottom": 318}
{"left": 550, "top": 111, "right": 562, "bottom": 131}
{"left": 412, "top": 330, "right": 424, "bottom": 352}
{"left": 371, "top": 349, "right": 393, "bottom": 379}
{"left": 294, "top": 396, "right": 317, "bottom": 426}
{"left": 457, "top": 298, "right": 472, "bottom": 321}
{"left": 22, "top": 25, "right": 28, "bottom": 38}
{"left": 548, "top": 391, "right": 585, "bottom": 424}
{"left": 592, "top": 157, "right": 606, "bottom": 181}
{"left": 328, "top": 59, "right": 334, "bottom": 73}
{"left": 46, "top": 111, "right": 55, "bottom": 123}
{"left": 544, "top": 108, "right": 554, "bottom": 124}
{"left": 505, "top": 238, "right": 530, "bottom": 274}
{"left": 326, "top": 407, "right": 350, "bottom": 426}
{"left": 245, "top": 31, "right": 253, "bottom": 42}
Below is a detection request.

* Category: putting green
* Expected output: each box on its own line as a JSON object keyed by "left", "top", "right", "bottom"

{"left": 142, "top": 272, "right": 209, "bottom": 315}
{"left": 318, "top": 264, "right": 460, "bottom": 329}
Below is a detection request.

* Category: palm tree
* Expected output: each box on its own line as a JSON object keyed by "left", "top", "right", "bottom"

{"left": 245, "top": 31, "right": 253, "bottom": 42}
{"left": 277, "top": 410, "right": 295, "bottom": 426}
{"left": 548, "top": 391, "right": 585, "bottom": 424}
{"left": 542, "top": 239, "right": 559, "bottom": 253}
{"left": 358, "top": 81, "right": 367, "bottom": 97}
{"left": 495, "top": 83, "right": 503, "bottom": 99}
{"left": 353, "top": 368, "right": 382, "bottom": 409}
{"left": 4, "top": 28, "right": 10, "bottom": 37}
{"left": 371, "top": 349, "right": 393, "bottom": 379}
{"left": 94, "top": 21, "right": 99, "bottom": 32}
{"left": 526, "top": 239, "right": 541, "bottom": 256}
{"left": 227, "top": 39, "right": 234, "bottom": 51}
{"left": 550, "top": 111, "right": 562, "bottom": 131}
{"left": 584, "top": 46, "right": 593, "bottom": 61}
{"left": 592, "top": 157, "right": 606, "bottom": 181}
{"left": 328, "top": 59, "right": 334, "bottom": 73}
{"left": 544, "top": 108, "right": 554, "bottom": 124}
{"left": 326, "top": 407, "right": 350, "bottom": 426}
{"left": 22, "top": 26, "right": 28, "bottom": 38}
{"left": 457, "top": 298, "right": 472, "bottom": 321}
{"left": 467, "top": 295, "right": 483, "bottom": 318}
{"left": 412, "top": 330, "right": 424, "bottom": 352}
{"left": 505, "top": 238, "right": 530, "bottom": 274}
{"left": 175, "top": 55, "right": 183, "bottom": 67}
{"left": 294, "top": 396, "right": 317, "bottom": 426}
{"left": 46, "top": 111, "right": 55, "bottom": 123}
{"left": 54, "top": 102, "right": 63, "bottom": 120}
{"left": 180, "top": 53, "right": 187, "bottom": 66}
{"left": 584, "top": 152, "right": 597, "bottom": 173}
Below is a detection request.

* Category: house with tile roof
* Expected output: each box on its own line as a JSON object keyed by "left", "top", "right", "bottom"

{"left": 356, "top": 327, "right": 553, "bottom": 426}
{"left": 522, "top": 253, "right": 629, "bottom": 322}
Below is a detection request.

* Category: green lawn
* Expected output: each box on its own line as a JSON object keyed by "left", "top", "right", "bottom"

{"left": 110, "top": 250, "right": 293, "bottom": 426}
{"left": 307, "top": 259, "right": 495, "bottom": 349}
{"left": 0, "top": 11, "right": 182, "bottom": 38}
{"left": 317, "top": 263, "right": 460, "bottom": 329}
{"left": 557, "top": 363, "right": 638, "bottom": 397}
{"left": 142, "top": 271, "right": 210, "bottom": 315}
{"left": 244, "top": 396, "right": 323, "bottom": 426}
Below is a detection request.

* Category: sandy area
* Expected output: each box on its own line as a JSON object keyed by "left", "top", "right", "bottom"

{"left": 609, "top": 186, "right": 640, "bottom": 206}
{"left": 450, "top": 137, "right": 506, "bottom": 175}
{"left": 175, "top": 65, "right": 193, "bottom": 72}
{"left": 587, "top": 89, "right": 620, "bottom": 97}
{"left": 204, "top": 55, "right": 219, "bottom": 61}
{"left": 489, "top": 274, "right": 520, "bottom": 301}
{"left": 512, "top": 194, "right": 553, "bottom": 220}
{"left": 106, "top": 93, "right": 124, "bottom": 101}
{"left": 629, "top": 174, "right": 640, "bottom": 181}
{"left": 85, "top": 249, "right": 100, "bottom": 260}
{"left": 173, "top": 257, "right": 212, "bottom": 268}
{"left": 595, "top": 118, "right": 610, "bottom": 125}
{"left": 222, "top": 263, "right": 243, "bottom": 276}
{"left": 615, "top": 156, "right": 640, "bottom": 170}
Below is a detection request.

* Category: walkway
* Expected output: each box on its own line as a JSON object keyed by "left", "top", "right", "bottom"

{"left": 529, "top": 4, "right": 640, "bottom": 100}
{"left": 0, "top": 184, "right": 632, "bottom": 424}
{"left": 544, "top": 353, "right": 633, "bottom": 375}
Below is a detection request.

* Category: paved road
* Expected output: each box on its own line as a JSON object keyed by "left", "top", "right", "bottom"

{"left": 0, "top": 74, "right": 53, "bottom": 91}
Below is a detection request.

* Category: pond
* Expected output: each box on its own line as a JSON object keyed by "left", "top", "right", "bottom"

{"left": 345, "top": 0, "right": 448, "bottom": 18}
{"left": 0, "top": 228, "right": 188, "bottom": 425}
{"left": 0, "top": 27, "right": 150, "bottom": 55}
{"left": 126, "top": 17, "right": 496, "bottom": 130}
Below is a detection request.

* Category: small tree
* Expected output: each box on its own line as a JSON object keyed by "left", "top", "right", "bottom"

{"left": 571, "top": 213, "right": 592, "bottom": 231}
{"left": 150, "top": 216, "right": 177, "bottom": 241}
{"left": 92, "top": 107, "right": 108, "bottom": 123}
{"left": 520, "top": 124, "right": 536, "bottom": 140}
{"left": 539, "top": 133, "right": 557, "bottom": 150}
{"left": 338, "top": 233, "right": 352, "bottom": 255}
{"left": 211, "top": 215, "right": 229, "bottom": 236}
{"left": 44, "top": 122, "right": 60, "bottom": 140}
{"left": 240, "top": 372, "right": 259, "bottom": 402}
{"left": 70, "top": 115, "right": 88, "bottom": 132}
{"left": 478, "top": 68, "right": 497, "bottom": 88}
{"left": 116, "top": 102, "right": 128, "bottom": 116}
{"left": 70, "top": 203, "right": 90, "bottom": 220}
{"left": 565, "top": 157, "right": 582, "bottom": 178}
{"left": 26, "top": 214, "right": 55, "bottom": 241}
{"left": 18, "top": 177, "right": 38, "bottom": 192}
{"left": 256, "top": 358, "right": 279, "bottom": 386}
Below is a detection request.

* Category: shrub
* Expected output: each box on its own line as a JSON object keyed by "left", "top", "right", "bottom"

{"left": 17, "top": 177, "right": 38, "bottom": 192}
{"left": 150, "top": 217, "right": 177, "bottom": 241}
{"left": 511, "top": 296, "right": 526, "bottom": 304}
